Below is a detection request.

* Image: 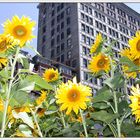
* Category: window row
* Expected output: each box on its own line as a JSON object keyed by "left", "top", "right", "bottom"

{"left": 80, "top": 3, "right": 92, "bottom": 15}
{"left": 81, "top": 34, "right": 94, "bottom": 46}
{"left": 81, "top": 13, "right": 93, "bottom": 25}
{"left": 81, "top": 23, "right": 94, "bottom": 36}
{"left": 108, "top": 28, "right": 119, "bottom": 38}
{"left": 120, "top": 34, "right": 129, "bottom": 44}
{"left": 118, "top": 16, "right": 127, "bottom": 25}
{"left": 95, "top": 20, "right": 106, "bottom": 32}
{"left": 94, "top": 11, "right": 105, "bottom": 22}
{"left": 119, "top": 25, "right": 129, "bottom": 35}
{"left": 95, "top": 3, "right": 104, "bottom": 12}
{"left": 82, "top": 46, "right": 91, "bottom": 57}
{"left": 106, "top": 9, "right": 116, "bottom": 18}
{"left": 107, "top": 18, "right": 117, "bottom": 29}
{"left": 83, "top": 71, "right": 104, "bottom": 86}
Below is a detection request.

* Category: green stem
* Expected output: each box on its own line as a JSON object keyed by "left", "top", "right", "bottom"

{"left": 108, "top": 124, "right": 117, "bottom": 137}
{"left": 113, "top": 91, "right": 121, "bottom": 137}
{"left": 1, "top": 47, "right": 20, "bottom": 138}
{"left": 80, "top": 109, "right": 88, "bottom": 138}
{"left": 31, "top": 109, "right": 43, "bottom": 137}
{"left": 109, "top": 56, "right": 121, "bottom": 137}
{"left": 60, "top": 111, "right": 66, "bottom": 128}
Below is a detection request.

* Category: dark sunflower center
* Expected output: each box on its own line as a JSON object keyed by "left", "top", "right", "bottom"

{"left": 14, "top": 25, "right": 27, "bottom": 37}
{"left": 97, "top": 58, "right": 106, "bottom": 68}
{"left": 49, "top": 73, "right": 56, "bottom": 80}
{"left": 67, "top": 89, "right": 80, "bottom": 102}
{"left": 133, "top": 58, "right": 140, "bottom": 66}
{"left": 0, "top": 40, "right": 7, "bottom": 51}
{"left": 136, "top": 40, "right": 140, "bottom": 52}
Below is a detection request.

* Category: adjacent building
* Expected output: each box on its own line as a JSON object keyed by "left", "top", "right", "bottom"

{"left": 37, "top": 3, "right": 140, "bottom": 94}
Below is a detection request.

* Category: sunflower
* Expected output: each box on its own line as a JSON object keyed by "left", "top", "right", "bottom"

{"left": 36, "top": 91, "right": 47, "bottom": 106}
{"left": 43, "top": 68, "right": 59, "bottom": 83}
{"left": 0, "top": 34, "right": 19, "bottom": 52}
{"left": 90, "top": 33, "right": 103, "bottom": 54}
{"left": 120, "top": 48, "right": 140, "bottom": 78}
{"left": 129, "top": 30, "right": 140, "bottom": 59}
{"left": 3, "top": 15, "right": 35, "bottom": 47}
{"left": 55, "top": 80, "right": 92, "bottom": 115}
{"left": 0, "top": 57, "right": 8, "bottom": 69}
{"left": 88, "top": 53, "right": 110, "bottom": 74}
{"left": 129, "top": 85, "right": 140, "bottom": 123}
{"left": 37, "top": 108, "right": 46, "bottom": 117}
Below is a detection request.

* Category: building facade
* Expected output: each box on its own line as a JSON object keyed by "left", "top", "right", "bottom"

{"left": 37, "top": 3, "right": 140, "bottom": 94}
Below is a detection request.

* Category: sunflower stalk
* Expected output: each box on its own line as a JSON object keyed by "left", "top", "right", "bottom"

{"left": 30, "top": 108, "right": 43, "bottom": 138}
{"left": 80, "top": 109, "right": 88, "bottom": 138}
{"left": 60, "top": 111, "right": 66, "bottom": 128}
{"left": 109, "top": 56, "right": 121, "bottom": 137}
{"left": 1, "top": 47, "right": 20, "bottom": 137}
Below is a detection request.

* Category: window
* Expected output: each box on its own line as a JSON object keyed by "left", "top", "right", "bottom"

{"left": 90, "top": 28, "right": 94, "bottom": 36}
{"left": 67, "top": 17, "right": 70, "bottom": 25}
{"left": 66, "top": 7, "right": 71, "bottom": 15}
{"left": 42, "top": 36, "right": 46, "bottom": 43}
{"left": 51, "top": 29, "right": 55, "bottom": 37}
{"left": 51, "top": 39, "right": 55, "bottom": 47}
{"left": 61, "top": 54, "right": 64, "bottom": 62}
{"left": 82, "top": 46, "right": 86, "bottom": 55}
{"left": 51, "top": 49, "right": 54, "bottom": 58}
{"left": 51, "top": 19, "right": 55, "bottom": 26}
{"left": 83, "top": 58, "right": 88, "bottom": 68}
{"left": 89, "top": 8, "right": 92, "bottom": 15}
{"left": 52, "top": 10, "right": 55, "bottom": 16}
{"left": 86, "top": 37, "right": 90, "bottom": 45}
{"left": 81, "top": 23, "right": 85, "bottom": 32}
{"left": 89, "top": 18, "right": 93, "bottom": 25}
{"left": 61, "top": 43, "right": 65, "bottom": 51}
{"left": 67, "top": 28, "right": 71, "bottom": 36}
{"left": 61, "top": 32, "right": 64, "bottom": 40}
{"left": 67, "top": 51, "right": 71, "bottom": 59}
{"left": 80, "top": 3, "right": 84, "bottom": 11}
{"left": 85, "top": 5, "right": 88, "bottom": 13}
{"left": 57, "top": 35, "right": 60, "bottom": 43}
{"left": 67, "top": 38, "right": 72, "bottom": 47}
{"left": 57, "top": 25, "right": 60, "bottom": 32}
{"left": 57, "top": 15, "right": 61, "bottom": 22}
{"left": 60, "top": 3, "right": 64, "bottom": 9}
{"left": 85, "top": 26, "right": 89, "bottom": 33}
{"left": 85, "top": 15, "right": 88, "bottom": 23}
{"left": 81, "top": 34, "right": 86, "bottom": 43}
{"left": 56, "top": 46, "right": 60, "bottom": 54}
{"left": 72, "top": 59, "right": 77, "bottom": 67}
{"left": 81, "top": 13, "right": 84, "bottom": 20}
{"left": 84, "top": 72, "right": 88, "bottom": 81}
{"left": 42, "top": 26, "right": 46, "bottom": 33}
{"left": 61, "top": 11, "right": 64, "bottom": 19}
{"left": 57, "top": 5, "right": 61, "bottom": 12}
{"left": 61, "top": 22, "right": 64, "bottom": 29}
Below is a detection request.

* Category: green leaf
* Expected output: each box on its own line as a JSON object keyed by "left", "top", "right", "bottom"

{"left": 118, "top": 100, "right": 129, "bottom": 115}
{"left": 94, "top": 87, "right": 113, "bottom": 103}
{"left": 26, "top": 74, "right": 53, "bottom": 91}
{"left": 93, "top": 102, "right": 110, "bottom": 109}
{"left": 103, "top": 73, "right": 124, "bottom": 89}
{"left": 119, "top": 56, "right": 140, "bottom": 72}
{"left": 12, "top": 111, "right": 34, "bottom": 129}
{"left": 91, "top": 110, "right": 119, "bottom": 124}
{"left": 18, "top": 124, "right": 33, "bottom": 137}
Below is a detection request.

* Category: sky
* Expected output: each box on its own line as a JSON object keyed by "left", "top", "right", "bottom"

{"left": 0, "top": 2, "right": 139, "bottom": 56}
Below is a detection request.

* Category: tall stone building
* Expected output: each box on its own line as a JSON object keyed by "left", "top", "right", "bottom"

{"left": 37, "top": 3, "right": 140, "bottom": 94}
